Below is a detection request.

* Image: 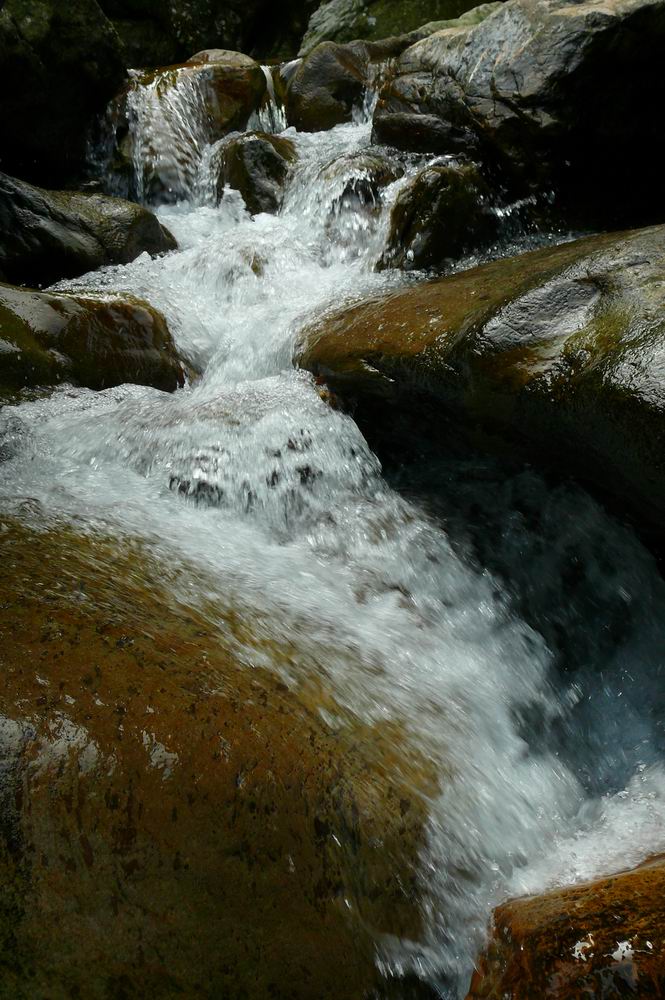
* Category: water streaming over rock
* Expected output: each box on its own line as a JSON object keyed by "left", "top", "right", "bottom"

{"left": 3, "top": 63, "right": 665, "bottom": 998}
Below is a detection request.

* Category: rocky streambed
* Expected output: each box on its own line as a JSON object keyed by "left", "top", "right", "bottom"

{"left": 2, "top": 0, "right": 665, "bottom": 997}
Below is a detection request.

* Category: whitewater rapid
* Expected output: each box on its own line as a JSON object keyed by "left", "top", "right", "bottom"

{"left": 2, "top": 70, "right": 664, "bottom": 998}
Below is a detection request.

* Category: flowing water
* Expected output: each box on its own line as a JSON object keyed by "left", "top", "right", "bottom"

{"left": 2, "top": 69, "right": 665, "bottom": 997}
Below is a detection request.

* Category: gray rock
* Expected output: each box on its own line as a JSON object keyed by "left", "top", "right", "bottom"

{"left": 0, "top": 172, "right": 177, "bottom": 289}
{"left": 372, "top": 0, "right": 665, "bottom": 223}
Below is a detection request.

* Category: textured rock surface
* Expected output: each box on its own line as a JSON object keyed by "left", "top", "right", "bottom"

{"left": 300, "top": 0, "right": 503, "bottom": 53}
{"left": 0, "top": 0, "right": 126, "bottom": 186}
{"left": 0, "top": 516, "right": 429, "bottom": 999}
{"left": 373, "top": 0, "right": 665, "bottom": 223}
{"left": 0, "top": 284, "right": 187, "bottom": 393}
{"left": 0, "top": 172, "right": 176, "bottom": 288}
{"left": 297, "top": 224, "right": 665, "bottom": 530}
{"left": 466, "top": 855, "right": 665, "bottom": 999}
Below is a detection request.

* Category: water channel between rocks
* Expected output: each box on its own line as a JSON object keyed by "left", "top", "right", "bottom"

{"left": 3, "top": 68, "right": 665, "bottom": 998}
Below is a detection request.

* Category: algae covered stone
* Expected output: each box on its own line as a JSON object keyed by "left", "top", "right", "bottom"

{"left": 216, "top": 132, "right": 297, "bottom": 215}
{"left": 297, "top": 224, "right": 665, "bottom": 531}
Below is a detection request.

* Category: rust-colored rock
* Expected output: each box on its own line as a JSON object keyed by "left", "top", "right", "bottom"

{"left": 0, "top": 515, "right": 430, "bottom": 998}
{"left": 467, "top": 855, "right": 665, "bottom": 999}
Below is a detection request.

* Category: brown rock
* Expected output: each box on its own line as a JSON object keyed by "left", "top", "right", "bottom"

{"left": 285, "top": 41, "right": 369, "bottom": 132}
{"left": 0, "top": 516, "right": 430, "bottom": 998}
{"left": 217, "top": 132, "right": 297, "bottom": 215}
{"left": 296, "top": 224, "right": 665, "bottom": 534}
{"left": 0, "top": 283, "right": 188, "bottom": 394}
{"left": 466, "top": 855, "right": 665, "bottom": 999}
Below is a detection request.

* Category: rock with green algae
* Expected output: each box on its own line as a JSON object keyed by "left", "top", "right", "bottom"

{"left": 0, "top": 515, "right": 432, "bottom": 999}
{"left": 466, "top": 854, "right": 665, "bottom": 999}
{"left": 379, "top": 163, "right": 496, "bottom": 272}
{"left": 216, "top": 132, "right": 297, "bottom": 215}
{"left": 0, "top": 172, "right": 176, "bottom": 289}
{"left": 0, "top": 283, "right": 188, "bottom": 394}
{"left": 372, "top": 0, "right": 665, "bottom": 225}
{"left": 299, "top": 0, "right": 503, "bottom": 54}
{"left": 0, "top": 0, "right": 126, "bottom": 187}
{"left": 296, "top": 224, "right": 665, "bottom": 532}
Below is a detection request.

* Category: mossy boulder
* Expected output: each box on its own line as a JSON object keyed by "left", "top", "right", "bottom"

{"left": 372, "top": 0, "right": 665, "bottom": 225}
{"left": 106, "top": 50, "right": 267, "bottom": 203}
{"left": 0, "top": 0, "right": 126, "bottom": 187}
{"left": 216, "top": 132, "right": 297, "bottom": 215}
{"left": 284, "top": 41, "right": 370, "bottom": 132}
{"left": 0, "top": 172, "right": 176, "bottom": 289}
{"left": 379, "top": 163, "right": 496, "bottom": 271}
{"left": 300, "top": 0, "right": 504, "bottom": 53}
{"left": 0, "top": 283, "right": 187, "bottom": 394}
{"left": 297, "top": 224, "right": 665, "bottom": 533}
{"left": 0, "top": 515, "right": 430, "bottom": 998}
{"left": 466, "top": 855, "right": 665, "bottom": 999}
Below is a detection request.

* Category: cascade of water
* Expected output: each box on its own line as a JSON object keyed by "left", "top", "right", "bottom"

{"left": 4, "top": 61, "right": 665, "bottom": 999}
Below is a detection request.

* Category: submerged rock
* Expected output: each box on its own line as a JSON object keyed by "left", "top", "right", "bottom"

{"left": 216, "top": 132, "right": 297, "bottom": 215}
{"left": 379, "top": 162, "right": 496, "bottom": 271}
{"left": 0, "top": 516, "right": 429, "bottom": 998}
{"left": 466, "top": 855, "right": 665, "bottom": 998}
{"left": 0, "top": 284, "right": 187, "bottom": 394}
{"left": 297, "top": 224, "right": 665, "bottom": 533}
{"left": 0, "top": 172, "right": 176, "bottom": 289}
{"left": 284, "top": 41, "right": 370, "bottom": 131}
{"left": 300, "top": 0, "right": 503, "bottom": 53}
{"left": 0, "top": 0, "right": 126, "bottom": 187}
{"left": 372, "top": 0, "right": 665, "bottom": 224}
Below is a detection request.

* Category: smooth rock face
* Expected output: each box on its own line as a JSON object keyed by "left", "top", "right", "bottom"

{"left": 300, "top": 0, "right": 503, "bottom": 53}
{"left": 285, "top": 41, "right": 370, "bottom": 131}
{"left": 379, "top": 163, "right": 496, "bottom": 271}
{"left": 297, "top": 224, "right": 665, "bottom": 530}
{"left": 0, "top": 284, "right": 186, "bottom": 394}
{"left": 373, "top": 0, "right": 665, "bottom": 222}
{"left": 466, "top": 855, "right": 665, "bottom": 999}
{"left": 0, "top": 173, "right": 176, "bottom": 289}
{"left": 0, "top": 0, "right": 126, "bottom": 186}
{"left": 0, "top": 517, "right": 428, "bottom": 999}
{"left": 216, "top": 133, "right": 297, "bottom": 215}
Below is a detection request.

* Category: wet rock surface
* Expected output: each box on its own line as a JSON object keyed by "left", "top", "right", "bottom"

{"left": 217, "top": 133, "right": 297, "bottom": 215}
{"left": 466, "top": 855, "right": 665, "bottom": 999}
{"left": 104, "top": 50, "right": 267, "bottom": 204}
{"left": 0, "top": 0, "right": 126, "bottom": 187}
{"left": 297, "top": 224, "right": 665, "bottom": 532}
{"left": 0, "top": 172, "right": 176, "bottom": 289}
{"left": 0, "top": 284, "right": 187, "bottom": 394}
{"left": 0, "top": 516, "right": 429, "bottom": 999}
{"left": 285, "top": 41, "right": 370, "bottom": 132}
{"left": 372, "top": 0, "right": 665, "bottom": 224}
{"left": 379, "top": 162, "right": 496, "bottom": 271}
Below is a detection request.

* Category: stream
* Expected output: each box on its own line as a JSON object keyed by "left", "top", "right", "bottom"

{"left": 2, "top": 67, "right": 665, "bottom": 997}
